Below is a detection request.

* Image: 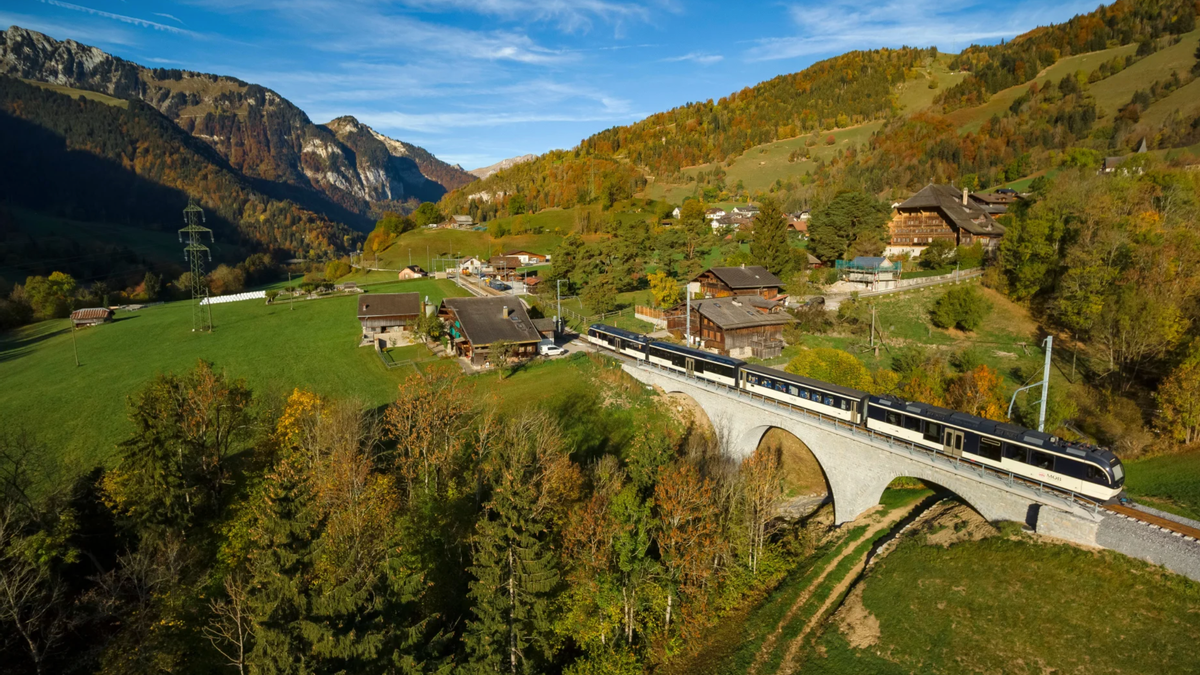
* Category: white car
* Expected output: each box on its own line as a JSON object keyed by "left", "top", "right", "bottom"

{"left": 538, "top": 340, "right": 566, "bottom": 357}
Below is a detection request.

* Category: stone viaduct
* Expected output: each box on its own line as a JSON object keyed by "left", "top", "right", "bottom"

{"left": 622, "top": 362, "right": 1200, "bottom": 581}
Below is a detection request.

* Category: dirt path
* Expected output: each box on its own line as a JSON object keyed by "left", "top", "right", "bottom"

{"left": 747, "top": 501, "right": 923, "bottom": 675}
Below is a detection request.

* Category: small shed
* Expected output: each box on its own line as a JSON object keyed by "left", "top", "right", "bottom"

{"left": 358, "top": 292, "right": 422, "bottom": 341}
{"left": 71, "top": 307, "right": 114, "bottom": 328}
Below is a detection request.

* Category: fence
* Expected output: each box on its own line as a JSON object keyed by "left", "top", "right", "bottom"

{"left": 634, "top": 305, "right": 672, "bottom": 328}
{"left": 200, "top": 290, "right": 266, "bottom": 306}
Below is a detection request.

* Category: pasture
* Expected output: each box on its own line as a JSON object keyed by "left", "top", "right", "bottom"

{"left": 0, "top": 278, "right": 469, "bottom": 470}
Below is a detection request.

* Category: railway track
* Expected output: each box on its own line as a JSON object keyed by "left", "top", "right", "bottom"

{"left": 1103, "top": 503, "right": 1200, "bottom": 542}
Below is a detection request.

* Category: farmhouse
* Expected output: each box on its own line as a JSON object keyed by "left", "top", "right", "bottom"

{"left": 705, "top": 207, "right": 726, "bottom": 221}
{"left": 886, "top": 184, "right": 1006, "bottom": 257}
{"left": 397, "top": 265, "right": 427, "bottom": 280}
{"left": 489, "top": 255, "right": 524, "bottom": 280}
{"left": 693, "top": 265, "right": 784, "bottom": 300}
{"left": 357, "top": 292, "right": 421, "bottom": 344}
{"left": 667, "top": 297, "right": 791, "bottom": 359}
{"left": 439, "top": 296, "right": 541, "bottom": 365}
{"left": 71, "top": 307, "right": 113, "bottom": 328}
{"left": 450, "top": 215, "right": 474, "bottom": 228}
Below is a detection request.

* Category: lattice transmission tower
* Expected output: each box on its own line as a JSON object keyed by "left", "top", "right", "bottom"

{"left": 179, "top": 201, "right": 214, "bottom": 332}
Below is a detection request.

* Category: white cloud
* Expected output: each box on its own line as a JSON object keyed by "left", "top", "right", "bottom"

{"left": 152, "top": 13, "right": 186, "bottom": 25}
{"left": 663, "top": 51, "right": 723, "bottom": 64}
{"left": 745, "top": 0, "right": 1099, "bottom": 61}
{"left": 399, "top": 0, "right": 655, "bottom": 33}
{"left": 38, "top": 0, "right": 198, "bottom": 36}
{"left": 0, "top": 10, "right": 139, "bottom": 45}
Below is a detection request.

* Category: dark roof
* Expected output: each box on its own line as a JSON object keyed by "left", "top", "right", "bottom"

{"left": 694, "top": 298, "right": 793, "bottom": 330}
{"left": 504, "top": 250, "right": 543, "bottom": 257}
{"left": 702, "top": 265, "right": 784, "bottom": 289}
{"left": 402, "top": 265, "right": 426, "bottom": 273}
{"left": 71, "top": 307, "right": 113, "bottom": 320}
{"left": 851, "top": 256, "right": 891, "bottom": 269}
{"left": 358, "top": 292, "right": 420, "bottom": 319}
{"left": 896, "top": 184, "right": 1006, "bottom": 237}
{"left": 490, "top": 256, "right": 522, "bottom": 268}
{"left": 443, "top": 296, "right": 540, "bottom": 345}
{"left": 532, "top": 317, "right": 556, "bottom": 332}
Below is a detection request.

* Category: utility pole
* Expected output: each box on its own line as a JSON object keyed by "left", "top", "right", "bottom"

{"left": 870, "top": 304, "right": 876, "bottom": 348}
{"left": 70, "top": 321, "right": 79, "bottom": 367}
{"left": 288, "top": 270, "right": 293, "bottom": 311}
{"left": 557, "top": 279, "right": 563, "bottom": 334}
{"left": 1039, "top": 335, "right": 1053, "bottom": 432}
{"left": 686, "top": 286, "right": 692, "bottom": 346}
{"left": 178, "top": 201, "right": 213, "bottom": 332}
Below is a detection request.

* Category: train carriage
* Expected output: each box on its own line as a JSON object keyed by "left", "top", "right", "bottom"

{"left": 738, "top": 364, "right": 869, "bottom": 424}
{"left": 586, "top": 324, "right": 650, "bottom": 360}
{"left": 645, "top": 341, "right": 740, "bottom": 388}
{"left": 866, "top": 396, "right": 1124, "bottom": 501}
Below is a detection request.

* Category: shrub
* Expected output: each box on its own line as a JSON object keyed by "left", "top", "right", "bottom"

{"left": 931, "top": 286, "right": 991, "bottom": 331}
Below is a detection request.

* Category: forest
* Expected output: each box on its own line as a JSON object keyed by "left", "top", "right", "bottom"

{"left": 0, "top": 358, "right": 811, "bottom": 675}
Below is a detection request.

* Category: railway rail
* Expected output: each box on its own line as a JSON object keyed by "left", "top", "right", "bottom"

{"left": 1103, "top": 503, "right": 1200, "bottom": 542}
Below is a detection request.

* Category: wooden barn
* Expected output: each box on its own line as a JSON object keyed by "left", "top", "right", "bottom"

{"left": 357, "top": 292, "right": 421, "bottom": 341}
{"left": 692, "top": 265, "right": 784, "bottom": 300}
{"left": 668, "top": 296, "right": 791, "bottom": 359}
{"left": 70, "top": 307, "right": 114, "bottom": 328}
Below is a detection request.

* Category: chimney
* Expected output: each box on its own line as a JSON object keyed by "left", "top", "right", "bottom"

{"left": 962, "top": 186, "right": 969, "bottom": 206}
{"left": 741, "top": 263, "right": 746, "bottom": 268}
{"left": 502, "top": 305, "right": 510, "bottom": 319}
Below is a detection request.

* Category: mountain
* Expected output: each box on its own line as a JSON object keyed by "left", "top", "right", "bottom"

{"left": 470, "top": 154, "right": 536, "bottom": 179}
{"left": 0, "top": 26, "right": 469, "bottom": 221}
{"left": 0, "top": 75, "right": 355, "bottom": 267}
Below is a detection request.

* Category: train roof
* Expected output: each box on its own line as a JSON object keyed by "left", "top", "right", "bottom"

{"left": 648, "top": 340, "right": 744, "bottom": 367}
{"left": 589, "top": 323, "right": 650, "bottom": 343}
{"left": 741, "top": 364, "right": 869, "bottom": 400}
{"left": 869, "top": 395, "right": 1120, "bottom": 464}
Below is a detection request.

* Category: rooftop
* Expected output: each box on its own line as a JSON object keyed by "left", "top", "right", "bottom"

{"left": 357, "top": 292, "right": 420, "bottom": 319}
{"left": 442, "top": 296, "right": 539, "bottom": 345}
{"left": 897, "top": 184, "right": 1007, "bottom": 236}
{"left": 702, "top": 265, "right": 784, "bottom": 289}
{"left": 694, "top": 297, "right": 792, "bottom": 330}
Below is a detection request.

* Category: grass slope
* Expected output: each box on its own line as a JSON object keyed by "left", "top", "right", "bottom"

{"left": 806, "top": 531, "right": 1200, "bottom": 674}
{"left": 0, "top": 278, "right": 469, "bottom": 469}
{"left": 22, "top": 79, "right": 129, "bottom": 108}
{"left": 1091, "top": 30, "right": 1200, "bottom": 117}
{"left": 1123, "top": 451, "right": 1200, "bottom": 520}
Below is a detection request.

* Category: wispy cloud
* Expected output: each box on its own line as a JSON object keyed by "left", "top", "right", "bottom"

{"left": 663, "top": 51, "right": 723, "bottom": 65}
{"left": 399, "top": 0, "right": 656, "bottom": 33}
{"left": 745, "top": 0, "right": 1097, "bottom": 61}
{"left": 152, "top": 12, "right": 185, "bottom": 25}
{"left": 38, "top": 0, "right": 197, "bottom": 36}
{"left": 0, "top": 10, "right": 138, "bottom": 45}
{"left": 354, "top": 108, "right": 643, "bottom": 134}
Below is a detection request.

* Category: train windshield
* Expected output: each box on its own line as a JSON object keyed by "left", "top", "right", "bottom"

{"left": 1112, "top": 462, "right": 1124, "bottom": 482}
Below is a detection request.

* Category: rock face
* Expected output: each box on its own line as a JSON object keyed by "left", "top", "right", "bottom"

{"left": 0, "top": 25, "right": 473, "bottom": 217}
{"left": 470, "top": 154, "right": 537, "bottom": 180}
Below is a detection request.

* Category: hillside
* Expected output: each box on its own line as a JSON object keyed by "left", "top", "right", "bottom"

{"left": 470, "top": 154, "right": 536, "bottom": 179}
{"left": 0, "top": 76, "right": 354, "bottom": 267}
{"left": 0, "top": 26, "right": 471, "bottom": 221}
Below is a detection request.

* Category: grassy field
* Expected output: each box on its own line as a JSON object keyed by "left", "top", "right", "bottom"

{"left": 646, "top": 122, "right": 884, "bottom": 202}
{"left": 1123, "top": 451, "right": 1200, "bottom": 520}
{"left": 894, "top": 60, "right": 969, "bottom": 114}
{"left": 804, "top": 527, "right": 1200, "bottom": 674}
{"left": 945, "top": 42, "right": 1140, "bottom": 133}
{"left": 1091, "top": 30, "right": 1200, "bottom": 117}
{"left": 23, "top": 79, "right": 129, "bottom": 108}
{"left": 368, "top": 228, "right": 567, "bottom": 272}
{"left": 0, "top": 278, "right": 470, "bottom": 470}
{"left": 1141, "top": 76, "right": 1200, "bottom": 129}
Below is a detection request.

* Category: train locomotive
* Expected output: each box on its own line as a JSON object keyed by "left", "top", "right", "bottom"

{"left": 587, "top": 323, "right": 1125, "bottom": 502}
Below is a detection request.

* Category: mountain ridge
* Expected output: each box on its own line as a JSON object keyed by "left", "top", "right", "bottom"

{"left": 470, "top": 154, "right": 537, "bottom": 179}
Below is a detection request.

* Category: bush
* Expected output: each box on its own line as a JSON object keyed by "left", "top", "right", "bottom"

{"left": 930, "top": 286, "right": 991, "bottom": 331}
{"left": 918, "top": 239, "right": 955, "bottom": 269}
{"left": 325, "top": 260, "right": 352, "bottom": 280}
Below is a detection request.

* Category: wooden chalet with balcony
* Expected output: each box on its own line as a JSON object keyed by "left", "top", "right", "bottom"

{"left": 886, "top": 184, "right": 1006, "bottom": 257}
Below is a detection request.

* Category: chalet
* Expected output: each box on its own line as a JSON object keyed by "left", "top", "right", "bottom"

{"left": 667, "top": 297, "right": 791, "bottom": 359}
{"left": 397, "top": 265, "right": 426, "bottom": 280}
{"left": 968, "top": 192, "right": 1018, "bottom": 216}
{"left": 705, "top": 208, "right": 727, "bottom": 221}
{"left": 489, "top": 255, "right": 524, "bottom": 280}
{"left": 710, "top": 215, "right": 737, "bottom": 232}
{"left": 358, "top": 292, "right": 421, "bottom": 342}
{"left": 71, "top": 307, "right": 113, "bottom": 328}
{"left": 787, "top": 211, "right": 809, "bottom": 233}
{"left": 451, "top": 215, "right": 474, "bottom": 228}
{"left": 439, "top": 296, "right": 541, "bottom": 365}
{"left": 693, "top": 265, "right": 784, "bottom": 300}
{"left": 886, "top": 184, "right": 1006, "bottom": 257}
{"left": 731, "top": 205, "right": 759, "bottom": 217}
{"left": 505, "top": 250, "right": 548, "bottom": 265}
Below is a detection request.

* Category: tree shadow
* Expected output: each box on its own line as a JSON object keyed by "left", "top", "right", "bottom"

{"left": 0, "top": 325, "right": 67, "bottom": 365}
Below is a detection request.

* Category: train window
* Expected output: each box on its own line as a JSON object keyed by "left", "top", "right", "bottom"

{"left": 1004, "top": 444, "right": 1027, "bottom": 463}
{"left": 748, "top": 375, "right": 759, "bottom": 386}
{"left": 824, "top": 396, "right": 834, "bottom": 406}
{"left": 776, "top": 382, "right": 787, "bottom": 392}
{"left": 841, "top": 400, "right": 850, "bottom": 411}
{"left": 923, "top": 422, "right": 942, "bottom": 442}
{"left": 800, "top": 390, "right": 810, "bottom": 400}
{"left": 761, "top": 378, "right": 773, "bottom": 389}
{"left": 979, "top": 438, "right": 1002, "bottom": 462}
{"left": 1031, "top": 451, "right": 1054, "bottom": 471}
{"left": 955, "top": 435, "right": 963, "bottom": 451}
{"left": 885, "top": 411, "right": 901, "bottom": 426}
{"left": 1084, "top": 465, "right": 1108, "bottom": 485}
{"left": 788, "top": 385, "right": 799, "bottom": 397}
{"left": 904, "top": 416, "right": 922, "bottom": 432}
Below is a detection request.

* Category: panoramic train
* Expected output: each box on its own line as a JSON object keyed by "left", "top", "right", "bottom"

{"left": 586, "top": 323, "right": 1125, "bottom": 502}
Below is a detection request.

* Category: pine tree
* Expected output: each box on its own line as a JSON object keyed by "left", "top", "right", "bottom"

{"left": 749, "top": 198, "right": 791, "bottom": 276}
{"left": 464, "top": 413, "right": 578, "bottom": 674}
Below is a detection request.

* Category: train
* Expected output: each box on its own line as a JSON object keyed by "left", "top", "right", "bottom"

{"left": 587, "top": 323, "right": 1125, "bottom": 502}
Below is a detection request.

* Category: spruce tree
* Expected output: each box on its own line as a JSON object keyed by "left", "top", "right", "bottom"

{"left": 749, "top": 198, "right": 791, "bottom": 276}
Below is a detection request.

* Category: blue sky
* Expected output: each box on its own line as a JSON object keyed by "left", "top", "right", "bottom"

{"left": 3, "top": 0, "right": 1099, "bottom": 169}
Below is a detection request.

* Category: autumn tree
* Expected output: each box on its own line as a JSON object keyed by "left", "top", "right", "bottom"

{"left": 103, "top": 360, "right": 253, "bottom": 538}
{"left": 1158, "top": 344, "right": 1200, "bottom": 444}
{"left": 648, "top": 270, "right": 682, "bottom": 309}
{"left": 207, "top": 264, "right": 246, "bottom": 296}
{"left": 412, "top": 202, "right": 445, "bottom": 228}
{"left": 22, "top": 272, "right": 76, "bottom": 319}
{"left": 384, "top": 370, "right": 476, "bottom": 497}
{"left": 749, "top": 197, "right": 791, "bottom": 276}
{"left": 786, "top": 348, "right": 875, "bottom": 391}
{"left": 465, "top": 412, "right": 580, "bottom": 674}
{"left": 654, "top": 461, "right": 720, "bottom": 634}
{"left": 740, "top": 445, "right": 782, "bottom": 575}
{"left": 945, "top": 365, "right": 1007, "bottom": 421}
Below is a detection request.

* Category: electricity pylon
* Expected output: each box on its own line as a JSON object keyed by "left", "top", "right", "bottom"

{"left": 179, "top": 201, "right": 213, "bottom": 332}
